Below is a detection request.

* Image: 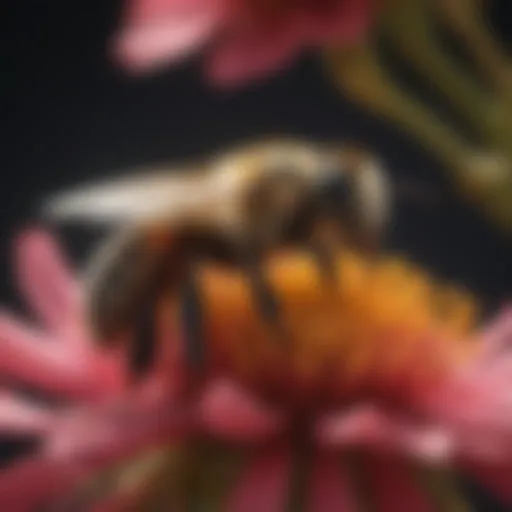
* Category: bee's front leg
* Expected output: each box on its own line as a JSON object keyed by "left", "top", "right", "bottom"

{"left": 308, "top": 219, "right": 343, "bottom": 282}
{"left": 238, "top": 243, "right": 283, "bottom": 332}
{"left": 287, "top": 204, "right": 344, "bottom": 283}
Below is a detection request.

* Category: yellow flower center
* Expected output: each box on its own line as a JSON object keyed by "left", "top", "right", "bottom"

{"left": 171, "top": 250, "right": 480, "bottom": 405}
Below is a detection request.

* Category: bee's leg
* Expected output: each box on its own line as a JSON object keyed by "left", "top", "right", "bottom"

{"left": 130, "top": 281, "right": 160, "bottom": 377}
{"left": 170, "top": 230, "right": 241, "bottom": 372}
{"left": 309, "top": 236, "right": 339, "bottom": 282}
{"left": 247, "top": 256, "right": 282, "bottom": 329}
{"left": 236, "top": 242, "right": 284, "bottom": 334}
{"left": 125, "top": 232, "right": 196, "bottom": 378}
{"left": 131, "top": 239, "right": 208, "bottom": 377}
{"left": 131, "top": 254, "right": 207, "bottom": 380}
{"left": 179, "top": 262, "right": 206, "bottom": 371}
{"left": 290, "top": 208, "right": 341, "bottom": 283}
{"left": 120, "top": 241, "right": 176, "bottom": 379}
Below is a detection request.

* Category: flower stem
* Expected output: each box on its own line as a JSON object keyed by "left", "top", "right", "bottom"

{"left": 433, "top": 0, "right": 512, "bottom": 101}
{"left": 325, "top": 43, "right": 469, "bottom": 170}
{"left": 286, "top": 436, "right": 313, "bottom": 512}
{"left": 380, "top": 0, "right": 512, "bottom": 153}
{"left": 415, "top": 466, "right": 473, "bottom": 512}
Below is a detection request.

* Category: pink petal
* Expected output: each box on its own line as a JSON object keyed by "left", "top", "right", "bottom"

{"left": 225, "top": 448, "right": 291, "bottom": 512}
{"left": 0, "top": 314, "right": 123, "bottom": 399}
{"left": 206, "top": 20, "right": 304, "bottom": 87}
{"left": 114, "top": 1, "right": 226, "bottom": 73}
{"left": 315, "top": 405, "right": 454, "bottom": 464}
{"left": 305, "top": 0, "right": 375, "bottom": 44}
{"left": 197, "top": 378, "right": 284, "bottom": 442}
{"left": 144, "top": 332, "right": 186, "bottom": 399}
{"left": 45, "top": 392, "right": 188, "bottom": 465}
{"left": 479, "top": 305, "right": 512, "bottom": 360}
{"left": 425, "top": 359, "right": 512, "bottom": 464}
{"left": 14, "top": 229, "right": 81, "bottom": 332}
{"left": 307, "top": 453, "right": 358, "bottom": 511}
{"left": 124, "top": 0, "right": 225, "bottom": 23}
{"left": 0, "top": 393, "right": 54, "bottom": 435}
{"left": 365, "top": 455, "right": 435, "bottom": 512}
{"left": 0, "top": 394, "right": 189, "bottom": 508}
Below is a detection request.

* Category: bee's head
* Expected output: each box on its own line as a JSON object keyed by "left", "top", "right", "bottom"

{"left": 311, "top": 145, "right": 392, "bottom": 249}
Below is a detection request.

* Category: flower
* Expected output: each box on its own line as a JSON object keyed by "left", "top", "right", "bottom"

{"left": 0, "top": 230, "right": 511, "bottom": 510}
{"left": 113, "top": 0, "right": 377, "bottom": 86}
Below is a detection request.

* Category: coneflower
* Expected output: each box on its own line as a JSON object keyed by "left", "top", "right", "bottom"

{"left": 0, "top": 229, "right": 510, "bottom": 510}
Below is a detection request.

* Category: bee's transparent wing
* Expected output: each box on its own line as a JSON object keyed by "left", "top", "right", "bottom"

{"left": 42, "top": 166, "right": 234, "bottom": 225}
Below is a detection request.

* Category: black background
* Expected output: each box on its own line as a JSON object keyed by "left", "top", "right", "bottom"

{"left": 1, "top": 1, "right": 511, "bottom": 510}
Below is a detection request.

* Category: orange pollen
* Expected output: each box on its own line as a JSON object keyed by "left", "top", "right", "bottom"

{"left": 172, "top": 251, "right": 480, "bottom": 404}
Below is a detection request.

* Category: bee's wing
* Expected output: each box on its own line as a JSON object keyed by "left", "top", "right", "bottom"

{"left": 42, "top": 166, "right": 237, "bottom": 226}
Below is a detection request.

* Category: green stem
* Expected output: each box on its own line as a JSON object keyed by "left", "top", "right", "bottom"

{"left": 415, "top": 466, "right": 474, "bottom": 512}
{"left": 325, "top": 42, "right": 470, "bottom": 175}
{"left": 433, "top": 0, "right": 512, "bottom": 100}
{"left": 187, "top": 439, "right": 251, "bottom": 512}
{"left": 380, "top": 0, "right": 512, "bottom": 151}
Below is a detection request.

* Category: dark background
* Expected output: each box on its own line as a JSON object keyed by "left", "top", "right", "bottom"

{"left": 1, "top": 1, "right": 511, "bottom": 510}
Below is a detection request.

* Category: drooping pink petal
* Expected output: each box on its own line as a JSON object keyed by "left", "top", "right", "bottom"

{"left": 206, "top": 20, "right": 305, "bottom": 87}
{"left": 307, "top": 452, "right": 359, "bottom": 511}
{"left": 14, "top": 230, "right": 81, "bottom": 332}
{"left": 225, "top": 447, "right": 292, "bottom": 512}
{"left": 315, "top": 405, "right": 454, "bottom": 464}
{"left": 45, "top": 392, "right": 189, "bottom": 465}
{"left": 364, "top": 455, "right": 435, "bottom": 512}
{"left": 114, "top": 0, "right": 227, "bottom": 73}
{"left": 0, "top": 393, "right": 189, "bottom": 509}
{"left": 0, "top": 392, "right": 55, "bottom": 435}
{"left": 197, "top": 378, "right": 285, "bottom": 442}
{"left": 0, "top": 313, "right": 123, "bottom": 399}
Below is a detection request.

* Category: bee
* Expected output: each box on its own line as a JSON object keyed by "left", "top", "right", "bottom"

{"left": 44, "top": 138, "right": 392, "bottom": 372}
